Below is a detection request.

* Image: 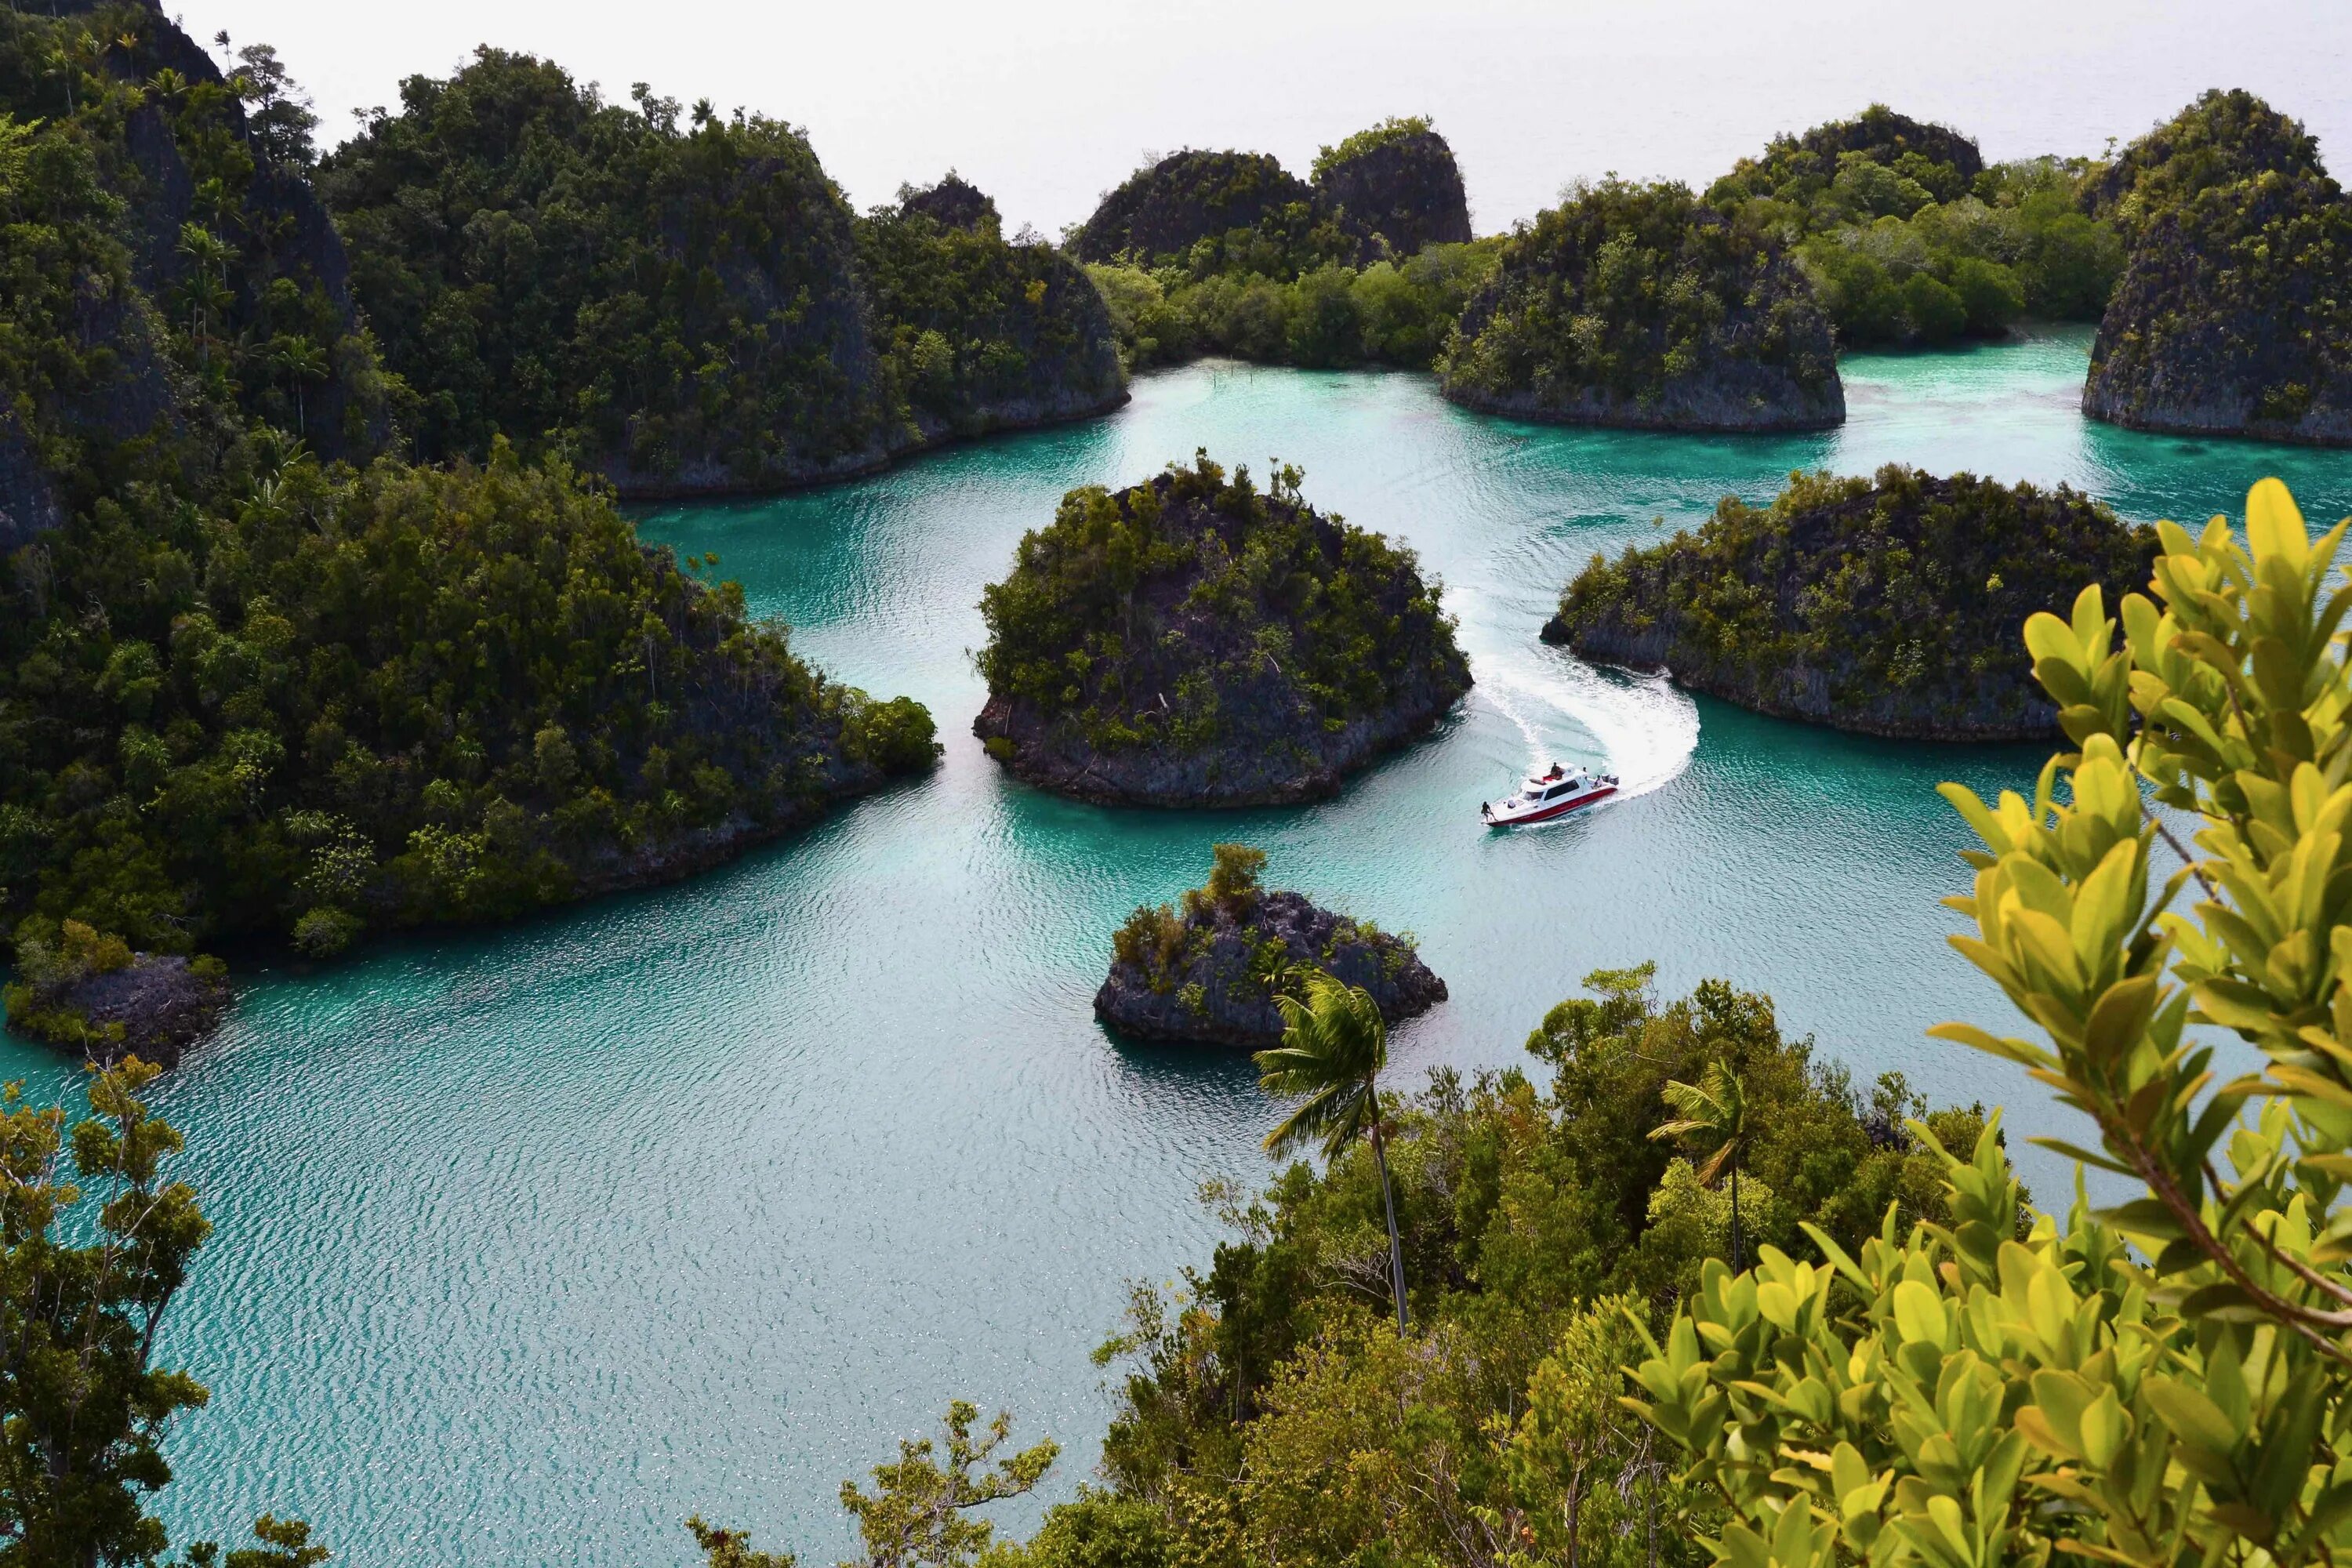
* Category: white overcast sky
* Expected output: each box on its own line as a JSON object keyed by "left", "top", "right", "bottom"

{"left": 173, "top": 0, "right": 2350, "bottom": 238}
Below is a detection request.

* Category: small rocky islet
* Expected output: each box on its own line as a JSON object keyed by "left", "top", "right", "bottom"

{"left": 2082, "top": 90, "right": 2352, "bottom": 446}
{"left": 1094, "top": 845, "right": 1444, "bottom": 1047}
{"left": 1438, "top": 178, "right": 1846, "bottom": 432}
{"left": 1547, "top": 465, "right": 2155, "bottom": 740}
{"left": 972, "top": 452, "right": 1472, "bottom": 806}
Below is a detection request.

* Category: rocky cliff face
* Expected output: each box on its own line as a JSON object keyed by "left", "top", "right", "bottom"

{"left": 1441, "top": 180, "right": 1843, "bottom": 432}
{"left": 2083, "top": 167, "right": 2352, "bottom": 446}
{"left": 1073, "top": 150, "right": 1323, "bottom": 264}
{"left": 1548, "top": 466, "right": 2154, "bottom": 741}
{"left": 5, "top": 954, "right": 228, "bottom": 1069}
{"left": 1313, "top": 126, "right": 1473, "bottom": 258}
{"left": 1095, "top": 889, "right": 1444, "bottom": 1047}
{"left": 900, "top": 173, "right": 1000, "bottom": 233}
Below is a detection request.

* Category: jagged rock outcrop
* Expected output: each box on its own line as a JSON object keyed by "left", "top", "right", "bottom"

{"left": 1073, "top": 150, "right": 1322, "bottom": 264}
{"left": 2082, "top": 89, "right": 2326, "bottom": 238}
{"left": 1795, "top": 105, "right": 1983, "bottom": 187}
{"left": 1548, "top": 466, "right": 2154, "bottom": 740}
{"left": 899, "top": 173, "right": 1000, "bottom": 233}
{"left": 975, "top": 453, "right": 1470, "bottom": 807}
{"left": 4, "top": 949, "right": 228, "bottom": 1069}
{"left": 1312, "top": 119, "right": 1473, "bottom": 258}
{"left": 1096, "top": 855, "right": 1443, "bottom": 1046}
{"left": 2084, "top": 165, "right": 2352, "bottom": 446}
{"left": 1441, "top": 180, "right": 1842, "bottom": 432}
{"left": 2078, "top": 92, "right": 2352, "bottom": 445}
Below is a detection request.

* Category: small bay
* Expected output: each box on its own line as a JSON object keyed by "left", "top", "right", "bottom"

{"left": 8, "top": 327, "right": 2345, "bottom": 1563}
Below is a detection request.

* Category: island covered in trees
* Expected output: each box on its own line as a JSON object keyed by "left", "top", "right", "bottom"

{"left": 974, "top": 453, "right": 1471, "bottom": 805}
{"left": 1548, "top": 466, "right": 2155, "bottom": 739}
{"left": 2, "top": 0, "right": 2347, "bottom": 1064}
{"left": 2081, "top": 90, "right": 2352, "bottom": 444}
{"left": 1439, "top": 178, "right": 1846, "bottom": 430}
{"left": 1095, "top": 844, "right": 1444, "bottom": 1046}
{"left": 0, "top": 0, "right": 939, "bottom": 1056}
{"left": 319, "top": 49, "right": 1127, "bottom": 495}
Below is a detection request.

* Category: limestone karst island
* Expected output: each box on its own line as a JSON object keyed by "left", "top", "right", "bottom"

{"left": 4, "top": 2, "right": 2352, "bottom": 1565}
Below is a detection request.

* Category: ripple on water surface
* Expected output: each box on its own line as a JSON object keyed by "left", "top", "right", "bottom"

{"left": 8, "top": 328, "right": 2347, "bottom": 1563}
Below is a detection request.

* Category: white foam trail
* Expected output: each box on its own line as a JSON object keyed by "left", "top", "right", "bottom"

{"left": 1475, "top": 647, "right": 1700, "bottom": 801}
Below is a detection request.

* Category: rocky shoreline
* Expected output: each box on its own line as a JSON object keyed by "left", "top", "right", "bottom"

{"left": 1544, "top": 615, "right": 2066, "bottom": 740}
{"left": 5, "top": 953, "right": 229, "bottom": 1069}
{"left": 973, "top": 673, "right": 1464, "bottom": 807}
{"left": 1097, "top": 883, "right": 1444, "bottom": 1047}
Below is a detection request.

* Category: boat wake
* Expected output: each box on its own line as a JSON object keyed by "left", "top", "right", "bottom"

{"left": 1477, "top": 651, "right": 1699, "bottom": 802}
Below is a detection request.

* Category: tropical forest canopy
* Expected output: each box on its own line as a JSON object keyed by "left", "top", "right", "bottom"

{"left": 0, "top": 1, "right": 936, "bottom": 1050}
{"left": 318, "top": 48, "right": 1125, "bottom": 493}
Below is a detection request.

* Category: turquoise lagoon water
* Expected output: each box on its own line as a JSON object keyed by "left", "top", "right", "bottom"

{"left": 10, "top": 328, "right": 2352, "bottom": 1563}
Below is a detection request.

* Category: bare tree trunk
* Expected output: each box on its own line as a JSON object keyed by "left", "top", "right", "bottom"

{"left": 1369, "top": 1091, "right": 1407, "bottom": 1335}
{"left": 1643, "top": 1428, "right": 1658, "bottom": 1568}
{"left": 1731, "top": 1163, "right": 1742, "bottom": 1272}
{"left": 1566, "top": 1465, "right": 1584, "bottom": 1568}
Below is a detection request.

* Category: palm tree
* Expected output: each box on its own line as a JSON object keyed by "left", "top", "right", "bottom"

{"left": 1254, "top": 972, "right": 1408, "bottom": 1334}
{"left": 1649, "top": 1060, "right": 1750, "bottom": 1270}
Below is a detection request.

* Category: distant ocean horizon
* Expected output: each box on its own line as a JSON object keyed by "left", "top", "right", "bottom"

{"left": 193, "top": 0, "right": 2350, "bottom": 237}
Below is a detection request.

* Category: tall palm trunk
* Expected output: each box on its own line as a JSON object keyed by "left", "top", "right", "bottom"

{"left": 1730, "top": 1163, "right": 1742, "bottom": 1272}
{"left": 1367, "top": 1087, "right": 1407, "bottom": 1334}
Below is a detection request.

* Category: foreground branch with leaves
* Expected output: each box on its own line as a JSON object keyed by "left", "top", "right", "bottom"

{"left": 1629, "top": 477, "right": 2352, "bottom": 1568}
{"left": 0, "top": 1058, "right": 321, "bottom": 1566}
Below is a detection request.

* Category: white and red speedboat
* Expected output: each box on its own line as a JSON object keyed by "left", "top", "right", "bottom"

{"left": 1481, "top": 762, "right": 1618, "bottom": 826}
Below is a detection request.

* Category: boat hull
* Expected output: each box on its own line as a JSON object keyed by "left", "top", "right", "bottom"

{"left": 1485, "top": 785, "right": 1617, "bottom": 826}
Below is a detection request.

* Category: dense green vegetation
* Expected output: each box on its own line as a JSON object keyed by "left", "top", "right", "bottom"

{"left": 2082, "top": 86, "right": 2327, "bottom": 237}
{"left": 974, "top": 452, "right": 1468, "bottom": 802}
{"left": 0, "top": 5, "right": 935, "bottom": 1046}
{"left": 1635, "top": 480, "right": 2352, "bottom": 1568}
{"left": 1076, "top": 127, "right": 1491, "bottom": 372}
{"left": 1085, "top": 240, "right": 1501, "bottom": 370}
{"left": 855, "top": 183, "right": 1125, "bottom": 440}
{"left": 319, "top": 50, "right": 1121, "bottom": 494}
{"left": 1440, "top": 178, "right": 1843, "bottom": 429}
{"left": 0, "top": 1058, "right": 324, "bottom": 1565}
{"left": 1708, "top": 106, "right": 2124, "bottom": 347}
{"left": 1551, "top": 465, "right": 2154, "bottom": 738}
{"left": 7, "top": 447, "right": 935, "bottom": 968}
{"left": 2083, "top": 93, "right": 2352, "bottom": 444}
{"left": 318, "top": 49, "right": 887, "bottom": 489}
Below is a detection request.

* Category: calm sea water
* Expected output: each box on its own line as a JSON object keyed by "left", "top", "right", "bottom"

{"left": 8, "top": 328, "right": 2350, "bottom": 1563}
